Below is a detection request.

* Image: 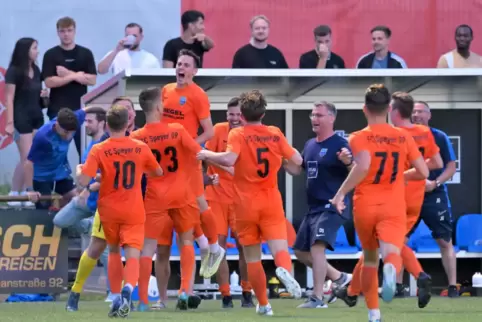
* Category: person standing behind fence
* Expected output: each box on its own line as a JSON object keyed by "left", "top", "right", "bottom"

{"left": 4, "top": 38, "right": 48, "bottom": 207}
{"left": 42, "top": 17, "right": 97, "bottom": 159}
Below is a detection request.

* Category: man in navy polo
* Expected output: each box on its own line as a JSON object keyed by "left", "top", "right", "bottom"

{"left": 284, "top": 101, "right": 352, "bottom": 308}
{"left": 411, "top": 101, "right": 459, "bottom": 298}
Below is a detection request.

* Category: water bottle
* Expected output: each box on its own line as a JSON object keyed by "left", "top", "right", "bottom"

{"left": 473, "top": 272, "right": 482, "bottom": 296}
{"left": 230, "top": 271, "right": 239, "bottom": 291}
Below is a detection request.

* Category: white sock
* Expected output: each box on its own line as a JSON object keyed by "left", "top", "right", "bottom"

{"left": 209, "top": 242, "right": 220, "bottom": 253}
{"left": 124, "top": 283, "right": 134, "bottom": 292}
{"left": 196, "top": 235, "right": 209, "bottom": 251}
{"left": 368, "top": 309, "right": 381, "bottom": 320}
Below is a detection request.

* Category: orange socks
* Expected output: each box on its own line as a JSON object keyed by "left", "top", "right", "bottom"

{"left": 201, "top": 208, "right": 218, "bottom": 244}
{"left": 401, "top": 245, "right": 423, "bottom": 279}
{"left": 108, "top": 253, "right": 123, "bottom": 294}
{"left": 180, "top": 245, "right": 195, "bottom": 293}
{"left": 138, "top": 256, "right": 153, "bottom": 304}
{"left": 247, "top": 261, "right": 269, "bottom": 306}
{"left": 384, "top": 252, "right": 403, "bottom": 274}
{"left": 348, "top": 256, "right": 363, "bottom": 296}
{"left": 219, "top": 283, "right": 231, "bottom": 296}
{"left": 274, "top": 250, "right": 292, "bottom": 272}
{"left": 124, "top": 257, "right": 140, "bottom": 287}
{"left": 241, "top": 280, "right": 253, "bottom": 293}
{"left": 361, "top": 266, "right": 379, "bottom": 309}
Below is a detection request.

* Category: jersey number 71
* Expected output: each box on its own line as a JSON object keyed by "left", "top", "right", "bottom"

{"left": 373, "top": 151, "right": 399, "bottom": 184}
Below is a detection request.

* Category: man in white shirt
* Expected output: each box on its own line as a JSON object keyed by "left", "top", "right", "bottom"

{"left": 437, "top": 24, "right": 482, "bottom": 68}
{"left": 98, "top": 23, "right": 160, "bottom": 75}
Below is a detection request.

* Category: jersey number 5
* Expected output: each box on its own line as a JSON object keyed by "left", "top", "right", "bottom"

{"left": 152, "top": 147, "right": 179, "bottom": 172}
{"left": 256, "top": 147, "right": 269, "bottom": 178}
{"left": 113, "top": 161, "right": 136, "bottom": 189}
{"left": 373, "top": 151, "right": 399, "bottom": 184}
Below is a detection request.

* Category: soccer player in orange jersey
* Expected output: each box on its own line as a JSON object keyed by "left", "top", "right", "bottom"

{"left": 131, "top": 87, "right": 203, "bottom": 311}
{"left": 77, "top": 105, "right": 163, "bottom": 318}
{"left": 204, "top": 97, "right": 254, "bottom": 308}
{"left": 197, "top": 90, "right": 302, "bottom": 316}
{"left": 330, "top": 84, "right": 429, "bottom": 322}
{"left": 161, "top": 49, "right": 225, "bottom": 276}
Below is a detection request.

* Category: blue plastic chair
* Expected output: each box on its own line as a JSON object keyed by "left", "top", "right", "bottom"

{"left": 413, "top": 221, "right": 459, "bottom": 253}
{"left": 327, "top": 226, "right": 358, "bottom": 254}
{"left": 456, "top": 214, "right": 482, "bottom": 253}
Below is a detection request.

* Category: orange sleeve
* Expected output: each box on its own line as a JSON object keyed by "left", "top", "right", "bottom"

{"left": 195, "top": 88, "right": 211, "bottom": 120}
{"left": 82, "top": 145, "right": 100, "bottom": 178}
{"left": 348, "top": 133, "right": 366, "bottom": 156}
{"left": 226, "top": 130, "right": 242, "bottom": 155}
{"left": 182, "top": 126, "right": 202, "bottom": 154}
{"left": 425, "top": 131, "right": 440, "bottom": 158}
{"left": 277, "top": 130, "right": 296, "bottom": 160}
{"left": 142, "top": 145, "right": 161, "bottom": 172}
{"left": 406, "top": 134, "right": 422, "bottom": 163}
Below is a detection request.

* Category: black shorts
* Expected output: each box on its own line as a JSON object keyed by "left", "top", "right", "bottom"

{"left": 407, "top": 200, "right": 453, "bottom": 242}
{"left": 33, "top": 177, "right": 75, "bottom": 209}
{"left": 294, "top": 206, "right": 346, "bottom": 252}
{"left": 14, "top": 112, "right": 44, "bottom": 134}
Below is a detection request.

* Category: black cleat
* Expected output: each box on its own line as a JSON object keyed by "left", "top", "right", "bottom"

{"left": 417, "top": 272, "right": 432, "bottom": 308}
{"left": 66, "top": 292, "right": 80, "bottom": 312}
{"left": 447, "top": 285, "right": 459, "bottom": 298}
{"left": 176, "top": 292, "right": 189, "bottom": 311}
{"left": 241, "top": 291, "right": 255, "bottom": 308}
{"left": 395, "top": 283, "right": 407, "bottom": 298}
{"left": 333, "top": 285, "right": 358, "bottom": 308}
{"left": 222, "top": 295, "right": 234, "bottom": 308}
{"left": 187, "top": 294, "right": 202, "bottom": 309}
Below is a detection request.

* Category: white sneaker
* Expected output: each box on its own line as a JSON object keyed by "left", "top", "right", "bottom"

{"left": 381, "top": 263, "right": 396, "bottom": 303}
{"left": 7, "top": 191, "right": 21, "bottom": 207}
{"left": 20, "top": 191, "right": 34, "bottom": 207}
{"left": 256, "top": 303, "right": 274, "bottom": 316}
{"left": 368, "top": 309, "right": 381, "bottom": 322}
{"left": 203, "top": 247, "right": 226, "bottom": 278}
{"left": 275, "top": 267, "right": 302, "bottom": 299}
{"left": 105, "top": 292, "right": 119, "bottom": 302}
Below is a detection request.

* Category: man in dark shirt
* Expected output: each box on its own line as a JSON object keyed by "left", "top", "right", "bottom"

{"left": 162, "top": 10, "right": 214, "bottom": 68}
{"left": 285, "top": 102, "right": 352, "bottom": 308}
{"left": 232, "top": 15, "right": 288, "bottom": 69}
{"left": 42, "top": 16, "right": 97, "bottom": 158}
{"left": 299, "top": 25, "right": 345, "bottom": 69}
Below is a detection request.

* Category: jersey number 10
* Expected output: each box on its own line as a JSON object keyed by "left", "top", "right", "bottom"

{"left": 113, "top": 161, "right": 136, "bottom": 189}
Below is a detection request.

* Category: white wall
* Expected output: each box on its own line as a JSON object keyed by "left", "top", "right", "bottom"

{"left": 0, "top": 0, "right": 181, "bottom": 185}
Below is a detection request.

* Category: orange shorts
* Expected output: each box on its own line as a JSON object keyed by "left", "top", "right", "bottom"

{"left": 190, "top": 161, "right": 205, "bottom": 198}
{"left": 193, "top": 222, "right": 203, "bottom": 239}
{"left": 146, "top": 204, "right": 200, "bottom": 245}
{"left": 235, "top": 189, "right": 286, "bottom": 246}
{"left": 406, "top": 202, "right": 422, "bottom": 233}
{"left": 102, "top": 221, "right": 144, "bottom": 250}
{"left": 209, "top": 200, "right": 236, "bottom": 236}
{"left": 353, "top": 203, "right": 406, "bottom": 250}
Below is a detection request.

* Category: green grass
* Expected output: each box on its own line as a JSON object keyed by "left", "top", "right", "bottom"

{"left": 1, "top": 297, "right": 481, "bottom": 322}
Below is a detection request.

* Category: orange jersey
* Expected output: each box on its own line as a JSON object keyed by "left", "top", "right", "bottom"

{"left": 205, "top": 122, "right": 235, "bottom": 202}
{"left": 82, "top": 137, "right": 159, "bottom": 224}
{"left": 161, "top": 82, "right": 211, "bottom": 138}
{"left": 400, "top": 124, "right": 439, "bottom": 206}
{"left": 227, "top": 124, "right": 296, "bottom": 197}
{"left": 130, "top": 122, "right": 202, "bottom": 209}
{"left": 349, "top": 124, "right": 421, "bottom": 207}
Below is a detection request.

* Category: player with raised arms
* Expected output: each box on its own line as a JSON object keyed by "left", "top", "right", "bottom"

{"left": 197, "top": 90, "right": 302, "bottom": 316}
{"left": 330, "top": 84, "right": 429, "bottom": 322}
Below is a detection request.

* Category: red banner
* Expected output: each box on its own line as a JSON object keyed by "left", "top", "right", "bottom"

{"left": 182, "top": 0, "right": 482, "bottom": 68}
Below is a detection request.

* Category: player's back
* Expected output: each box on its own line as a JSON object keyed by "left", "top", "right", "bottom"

{"left": 131, "top": 122, "right": 200, "bottom": 207}
{"left": 93, "top": 137, "right": 153, "bottom": 222}
{"left": 229, "top": 124, "right": 294, "bottom": 197}
{"left": 350, "top": 124, "right": 419, "bottom": 206}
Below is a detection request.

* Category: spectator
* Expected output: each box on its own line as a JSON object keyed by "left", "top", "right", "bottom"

{"left": 42, "top": 16, "right": 97, "bottom": 158}
{"left": 163, "top": 10, "right": 214, "bottom": 68}
{"left": 232, "top": 15, "right": 288, "bottom": 68}
{"left": 356, "top": 25, "right": 407, "bottom": 69}
{"left": 299, "top": 25, "right": 345, "bottom": 69}
{"left": 437, "top": 24, "right": 482, "bottom": 68}
{"left": 97, "top": 23, "right": 160, "bottom": 75}
{"left": 4, "top": 38, "right": 48, "bottom": 207}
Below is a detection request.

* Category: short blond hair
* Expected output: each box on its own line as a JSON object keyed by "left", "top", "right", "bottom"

{"left": 250, "top": 15, "right": 270, "bottom": 28}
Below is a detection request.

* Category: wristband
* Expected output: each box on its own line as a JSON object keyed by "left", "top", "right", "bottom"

{"left": 435, "top": 179, "right": 441, "bottom": 188}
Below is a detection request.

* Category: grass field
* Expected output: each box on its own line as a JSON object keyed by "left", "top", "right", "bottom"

{"left": 1, "top": 297, "right": 481, "bottom": 322}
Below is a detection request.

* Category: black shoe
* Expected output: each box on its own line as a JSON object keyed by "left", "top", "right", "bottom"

{"left": 222, "top": 295, "right": 234, "bottom": 308}
{"left": 447, "top": 285, "right": 459, "bottom": 298}
{"left": 417, "top": 272, "right": 432, "bottom": 308}
{"left": 395, "top": 283, "right": 407, "bottom": 298}
{"left": 176, "top": 292, "right": 189, "bottom": 311}
{"left": 333, "top": 285, "right": 358, "bottom": 308}
{"left": 241, "top": 291, "right": 255, "bottom": 308}
{"left": 187, "top": 294, "right": 202, "bottom": 309}
{"left": 66, "top": 292, "right": 80, "bottom": 312}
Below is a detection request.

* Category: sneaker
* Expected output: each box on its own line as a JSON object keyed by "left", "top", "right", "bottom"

{"left": 381, "top": 263, "right": 396, "bottom": 303}
{"left": 222, "top": 295, "right": 234, "bottom": 308}
{"left": 327, "top": 272, "right": 352, "bottom": 304}
{"left": 199, "top": 249, "right": 210, "bottom": 277}
{"left": 447, "top": 285, "right": 459, "bottom": 298}
{"left": 176, "top": 292, "right": 189, "bottom": 310}
{"left": 417, "top": 272, "right": 432, "bottom": 308}
{"left": 105, "top": 292, "right": 118, "bottom": 303}
{"left": 333, "top": 285, "right": 358, "bottom": 307}
{"left": 151, "top": 300, "right": 167, "bottom": 310}
{"left": 203, "top": 247, "right": 226, "bottom": 278}
{"left": 275, "top": 267, "right": 302, "bottom": 299}
{"left": 256, "top": 303, "right": 274, "bottom": 316}
{"left": 188, "top": 294, "right": 202, "bottom": 309}
{"left": 368, "top": 309, "right": 382, "bottom": 322}
{"left": 297, "top": 295, "right": 328, "bottom": 308}
{"left": 20, "top": 191, "right": 34, "bottom": 207}
{"left": 137, "top": 302, "right": 150, "bottom": 312}
{"left": 108, "top": 295, "right": 121, "bottom": 318}
{"left": 241, "top": 291, "right": 255, "bottom": 308}
{"left": 65, "top": 292, "right": 80, "bottom": 312}
{"left": 7, "top": 191, "right": 21, "bottom": 207}
{"left": 117, "top": 286, "right": 132, "bottom": 318}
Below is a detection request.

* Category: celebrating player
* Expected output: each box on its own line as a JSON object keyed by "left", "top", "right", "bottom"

{"left": 162, "top": 49, "right": 225, "bottom": 276}
{"left": 284, "top": 101, "right": 353, "bottom": 308}
{"left": 330, "top": 84, "right": 429, "bottom": 322}
{"left": 77, "top": 104, "right": 163, "bottom": 318}
{"left": 197, "top": 90, "right": 302, "bottom": 316}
